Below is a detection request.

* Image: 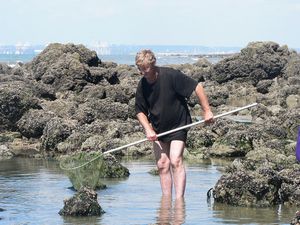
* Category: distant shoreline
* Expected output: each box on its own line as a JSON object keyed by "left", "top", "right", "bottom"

{"left": 0, "top": 52, "right": 233, "bottom": 65}
{"left": 156, "top": 52, "right": 236, "bottom": 57}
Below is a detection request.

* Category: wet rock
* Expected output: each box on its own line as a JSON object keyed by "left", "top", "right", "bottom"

{"left": 209, "top": 128, "right": 253, "bottom": 157}
{"left": 186, "top": 128, "right": 215, "bottom": 151}
{"left": 40, "top": 95, "right": 78, "bottom": 120}
{"left": 290, "top": 211, "right": 300, "bottom": 225}
{"left": 17, "top": 109, "right": 55, "bottom": 138}
{"left": 0, "top": 78, "right": 41, "bottom": 131}
{"left": 213, "top": 161, "right": 282, "bottom": 207}
{"left": 105, "top": 85, "right": 135, "bottom": 104}
{"left": 256, "top": 80, "right": 273, "bottom": 94}
{"left": 128, "top": 98, "right": 137, "bottom": 119}
{"left": 282, "top": 55, "right": 300, "bottom": 79}
{"left": 286, "top": 95, "right": 300, "bottom": 109}
{"left": 246, "top": 148, "right": 280, "bottom": 163}
{"left": 8, "top": 139, "right": 41, "bottom": 157}
{"left": 207, "top": 89, "right": 229, "bottom": 107}
{"left": 26, "top": 43, "right": 99, "bottom": 92}
{"left": 0, "top": 132, "right": 21, "bottom": 143}
{"left": 10, "top": 64, "right": 26, "bottom": 76}
{"left": 193, "top": 57, "right": 212, "bottom": 68}
{"left": 100, "top": 154, "right": 130, "bottom": 178}
{"left": 0, "top": 207, "right": 4, "bottom": 220}
{"left": 0, "top": 145, "right": 14, "bottom": 159}
{"left": 88, "top": 67, "right": 109, "bottom": 84}
{"left": 41, "top": 117, "right": 75, "bottom": 151}
{"left": 172, "top": 61, "right": 211, "bottom": 82}
{"left": 72, "top": 98, "right": 129, "bottom": 123}
{"left": 0, "top": 63, "right": 12, "bottom": 74}
{"left": 264, "top": 124, "right": 288, "bottom": 139}
{"left": 214, "top": 154, "right": 300, "bottom": 207}
{"left": 56, "top": 119, "right": 138, "bottom": 154}
{"left": 79, "top": 84, "right": 106, "bottom": 101}
{"left": 148, "top": 168, "right": 159, "bottom": 176}
{"left": 279, "top": 169, "right": 300, "bottom": 206}
{"left": 211, "top": 41, "right": 290, "bottom": 84}
{"left": 250, "top": 103, "right": 273, "bottom": 122}
{"left": 59, "top": 187, "right": 104, "bottom": 216}
{"left": 99, "top": 61, "right": 118, "bottom": 69}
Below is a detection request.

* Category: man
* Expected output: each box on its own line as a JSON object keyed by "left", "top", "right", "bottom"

{"left": 135, "top": 49, "right": 214, "bottom": 198}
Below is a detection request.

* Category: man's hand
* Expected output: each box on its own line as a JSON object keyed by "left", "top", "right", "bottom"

{"left": 203, "top": 110, "right": 214, "bottom": 124}
{"left": 137, "top": 112, "right": 158, "bottom": 141}
{"left": 145, "top": 128, "right": 157, "bottom": 141}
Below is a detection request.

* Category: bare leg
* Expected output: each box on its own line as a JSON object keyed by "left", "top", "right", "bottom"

{"left": 156, "top": 195, "right": 172, "bottom": 224}
{"left": 169, "top": 140, "right": 186, "bottom": 198}
{"left": 153, "top": 141, "right": 172, "bottom": 197}
{"left": 173, "top": 197, "right": 186, "bottom": 225}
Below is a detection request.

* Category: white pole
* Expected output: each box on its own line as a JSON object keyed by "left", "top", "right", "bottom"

{"left": 62, "top": 103, "right": 258, "bottom": 170}
{"left": 104, "top": 102, "right": 258, "bottom": 155}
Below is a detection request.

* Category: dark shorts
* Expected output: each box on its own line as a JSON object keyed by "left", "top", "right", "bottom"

{"left": 158, "top": 130, "right": 187, "bottom": 143}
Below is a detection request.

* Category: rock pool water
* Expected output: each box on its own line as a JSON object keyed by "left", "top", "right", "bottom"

{"left": 0, "top": 158, "right": 297, "bottom": 224}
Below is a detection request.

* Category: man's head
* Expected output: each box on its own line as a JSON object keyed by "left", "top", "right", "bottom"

{"left": 135, "top": 49, "right": 156, "bottom": 74}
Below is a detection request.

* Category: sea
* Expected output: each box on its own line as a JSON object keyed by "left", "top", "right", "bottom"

{"left": 0, "top": 53, "right": 230, "bottom": 67}
{"left": 1, "top": 44, "right": 299, "bottom": 66}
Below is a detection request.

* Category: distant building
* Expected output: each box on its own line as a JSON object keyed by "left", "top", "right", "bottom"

{"left": 91, "top": 42, "right": 111, "bottom": 55}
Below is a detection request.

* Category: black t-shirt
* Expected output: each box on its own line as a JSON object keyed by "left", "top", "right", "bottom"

{"left": 135, "top": 66, "right": 198, "bottom": 134}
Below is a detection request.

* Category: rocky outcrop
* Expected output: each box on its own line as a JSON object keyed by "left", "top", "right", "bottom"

{"left": 58, "top": 187, "right": 104, "bottom": 216}
{"left": 291, "top": 211, "right": 300, "bottom": 225}
{"left": 1, "top": 42, "right": 298, "bottom": 155}
{"left": 0, "top": 63, "right": 12, "bottom": 74}
{"left": 0, "top": 76, "right": 42, "bottom": 131}
{"left": 0, "top": 145, "right": 14, "bottom": 159}
{"left": 55, "top": 119, "right": 144, "bottom": 155}
{"left": 17, "top": 109, "right": 55, "bottom": 138}
{"left": 213, "top": 142, "right": 300, "bottom": 207}
{"left": 26, "top": 43, "right": 100, "bottom": 92}
{"left": 41, "top": 117, "right": 75, "bottom": 151}
{"left": 171, "top": 57, "right": 212, "bottom": 82}
{"left": 211, "top": 41, "right": 293, "bottom": 85}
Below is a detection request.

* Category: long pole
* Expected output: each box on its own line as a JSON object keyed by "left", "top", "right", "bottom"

{"left": 104, "top": 102, "right": 258, "bottom": 155}
{"left": 61, "top": 103, "right": 258, "bottom": 170}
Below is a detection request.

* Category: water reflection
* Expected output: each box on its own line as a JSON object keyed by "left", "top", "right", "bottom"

{"left": 0, "top": 158, "right": 61, "bottom": 176}
{"left": 155, "top": 196, "right": 186, "bottom": 225}
{"left": 62, "top": 215, "right": 101, "bottom": 225}
{"left": 213, "top": 202, "right": 296, "bottom": 224}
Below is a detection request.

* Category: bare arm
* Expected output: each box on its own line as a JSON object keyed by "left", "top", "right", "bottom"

{"left": 136, "top": 112, "right": 157, "bottom": 141}
{"left": 195, "top": 83, "right": 214, "bottom": 122}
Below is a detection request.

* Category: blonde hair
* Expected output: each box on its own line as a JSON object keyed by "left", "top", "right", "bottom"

{"left": 135, "top": 49, "right": 156, "bottom": 67}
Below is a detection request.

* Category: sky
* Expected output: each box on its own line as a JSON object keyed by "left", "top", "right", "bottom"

{"left": 1, "top": 0, "right": 300, "bottom": 48}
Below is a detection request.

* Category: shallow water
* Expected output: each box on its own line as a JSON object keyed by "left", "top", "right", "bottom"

{"left": 0, "top": 158, "right": 297, "bottom": 225}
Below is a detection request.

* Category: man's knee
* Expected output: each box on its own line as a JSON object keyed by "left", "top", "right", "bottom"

{"left": 171, "top": 157, "right": 183, "bottom": 169}
{"left": 157, "top": 158, "right": 170, "bottom": 172}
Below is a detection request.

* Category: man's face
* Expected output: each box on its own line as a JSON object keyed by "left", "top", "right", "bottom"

{"left": 138, "top": 64, "right": 151, "bottom": 74}
{"left": 138, "top": 64, "right": 154, "bottom": 77}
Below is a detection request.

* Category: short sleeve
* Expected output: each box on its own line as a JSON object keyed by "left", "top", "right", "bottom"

{"left": 172, "top": 70, "right": 198, "bottom": 98}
